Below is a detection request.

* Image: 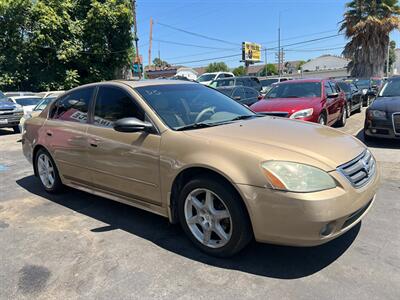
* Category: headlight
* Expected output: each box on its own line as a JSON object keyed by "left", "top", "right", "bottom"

{"left": 23, "top": 113, "right": 32, "bottom": 120}
{"left": 261, "top": 161, "right": 336, "bottom": 192}
{"left": 368, "top": 110, "right": 386, "bottom": 119}
{"left": 290, "top": 108, "right": 314, "bottom": 119}
{"left": 362, "top": 89, "right": 368, "bottom": 95}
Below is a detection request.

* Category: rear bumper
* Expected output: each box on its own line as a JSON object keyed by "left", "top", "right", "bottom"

{"left": 236, "top": 167, "right": 380, "bottom": 246}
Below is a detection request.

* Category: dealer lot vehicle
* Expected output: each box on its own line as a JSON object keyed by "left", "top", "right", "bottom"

{"left": 211, "top": 76, "right": 262, "bottom": 92}
{"left": 4, "top": 91, "right": 36, "bottom": 97}
{"left": 364, "top": 76, "right": 400, "bottom": 140}
{"left": 0, "top": 96, "right": 24, "bottom": 133}
{"left": 8, "top": 95, "right": 42, "bottom": 114}
{"left": 353, "top": 78, "right": 378, "bottom": 106}
{"left": 260, "top": 77, "right": 292, "bottom": 94}
{"left": 22, "top": 80, "right": 379, "bottom": 257}
{"left": 197, "top": 72, "right": 234, "bottom": 86}
{"left": 337, "top": 81, "right": 363, "bottom": 117}
{"left": 250, "top": 79, "right": 347, "bottom": 127}
{"left": 217, "top": 86, "right": 262, "bottom": 106}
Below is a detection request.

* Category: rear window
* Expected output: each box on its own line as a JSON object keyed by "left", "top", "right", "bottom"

{"left": 267, "top": 82, "right": 322, "bottom": 99}
{"left": 260, "top": 79, "right": 279, "bottom": 87}
{"left": 14, "top": 97, "right": 41, "bottom": 106}
{"left": 215, "top": 79, "right": 236, "bottom": 87}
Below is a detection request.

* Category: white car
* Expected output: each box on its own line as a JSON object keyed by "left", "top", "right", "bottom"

{"left": 197, "top": 72, "right": 234, "bottom": 86}
{"left": 9, "top": 96, "right": 42, "bottom": 115}
{"left": 260, "top": 77, "right": 292, "bottom": 94}
{"left": 36, "top": 90, "right": 65, "bottom": 98}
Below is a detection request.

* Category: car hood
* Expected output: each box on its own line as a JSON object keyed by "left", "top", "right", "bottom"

{"left": 370, "top": 96, "right": 400, "bottom": 112}
{"left": 251, "top": 98, "right": 320, "bottom": 113}
{"left": 184, "top": 117, "right": 366, "bottom": 171}
{"left": 0, "top": 101, "right": 19, "bottom": 110}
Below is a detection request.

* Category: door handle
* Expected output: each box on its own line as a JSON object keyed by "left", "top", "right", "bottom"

{"left": 90, "top": 143, "right": 98, "bottom": 147}
{"left": 46, "top": 131, "right": 53, "bottom": 137}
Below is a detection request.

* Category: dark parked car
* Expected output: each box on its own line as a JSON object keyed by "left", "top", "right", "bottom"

{"left": 364, "top": 76, "right": 400, "bottom": 140}
{"left": 0, "top": 93, "right": 24, "bottom": 133}
{"left": 353, "top": 78, "right": 380, "bottom": 106}
{"left": 217, "top": 86, "right": 262, "bottom": 106}
{"left": 337, "top": 81, "right": 363, "bottom": 117}
{"left": 211, "top": 76, "right": 262, "bottom": 92}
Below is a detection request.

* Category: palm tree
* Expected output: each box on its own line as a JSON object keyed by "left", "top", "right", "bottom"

{"left": 340, "top": 0, "right": 400, "bottom": 77}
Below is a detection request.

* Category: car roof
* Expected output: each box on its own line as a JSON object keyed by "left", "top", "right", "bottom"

{"left": 277, "top": 78, "right": 324, "bottom": 84}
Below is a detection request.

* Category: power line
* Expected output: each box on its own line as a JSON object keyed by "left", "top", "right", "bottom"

{"left": 156, "top": 21, "right": 240, "bottom": 46}
{"left": 170, "top": 54, "right": 241, "bottom": 65}
{"left": 260, "top": 29, "right": 339, "bottom": 45}
{"left": 284, "top": 46, "right": 344, "bottom": 52}
{"left": 154, "top": 38, "right": 238, "bottom": 50}
{"left": 264, "top": 34, "right": 344, "bottom": 50}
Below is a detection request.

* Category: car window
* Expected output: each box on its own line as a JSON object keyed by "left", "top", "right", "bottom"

{"left": 324, "top": 82, "right": 334, "bottom": 96}
{"left": 379, "top": 78, "right": 400, "bottom": 97}
{"left": 135, "top": 84, "right": 254, "bottom": 130}
{"left": 337, "top": 82, "right": 351, "bottom": 93}
{"left": 215, "top": 78, "right": 235, "bottom": 87}
{"left": 267, "top": 82, "right": 322, "bottom": 98}
{"left": 244, "top": 87, "right": 258, "bottom": 98}
{"left": 93, "top": 86, "right": 144, "bottom": 127}
{"left": 232, "top": 87, "right": 245, "bottom": 99}
{"left": 51, "top": 88, "right": 93, "bottom": 123}
{"left": 224, "top": 73, "right": 233, "bottom": 78}
{"left": 14, "top": 97, "right": 41, "bottom": 106}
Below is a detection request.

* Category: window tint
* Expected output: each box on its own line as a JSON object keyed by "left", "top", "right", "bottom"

{"left": 232, "top": 87, "right": 245, "bottom": 99}
{"left": 244, "top": 87, "right": 258, "bottom": 98}
{"left": 51, "top": 88, "right": 93, "bottom": 123}
{"left": 324, "top": 82, "right": 334, "bottom": 96}
{"left": 94, "top": 87, "right": 144, "bottom": 127}
{"left": 267, "top": 82, "right": 322, "bottom": 98}
{"left": 225, "top": 73, "right": 233, "bottom": 78}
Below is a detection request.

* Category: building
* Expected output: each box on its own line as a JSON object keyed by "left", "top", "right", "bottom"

{"left": 301, "top": 55, "right": 350, "bottom": 72}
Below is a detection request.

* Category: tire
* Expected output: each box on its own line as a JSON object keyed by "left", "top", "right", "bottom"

{"left": 178, "top": 176, "right": 252, "bottom": 257}
{"left": 346, "top": 102, "right": 351, "bottom": 118}
{"left": 35, "top": 149, "right": 64, "bottom": 193}
{"left": 355, "top": 102, "right": 362, "bottom": 113}
{"left": 13, "top": 126, "right": 20, "bottom": 133}
{"left": 318, "top": 114, "right": 327, "bottom": 126}
{"left": 336, "top": 106, "right": 347, "bottom": 127}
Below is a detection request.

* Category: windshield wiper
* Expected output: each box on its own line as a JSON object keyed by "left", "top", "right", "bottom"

{"left": 229, "top": 115, "right": 259, "bottom": 122}
{"left": 176, "top": 122, "right": 216, "bottom": 131}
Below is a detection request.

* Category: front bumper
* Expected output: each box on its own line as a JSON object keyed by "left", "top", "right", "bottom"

{"left": 364, "top": 117, "right": 400, "bottom": 139}
{"left": 237, "top": 167, "right": 380, "bottom": 246}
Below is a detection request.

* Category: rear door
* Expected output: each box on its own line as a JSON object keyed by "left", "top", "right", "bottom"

{"left": 85, "top": 85, "right": 162, "bottom": 205}
{"left": 330, "top": 82, "right": 343, "bottom": 121}
{"left": 44, "top": 87, "right": 94, "bottom": 184}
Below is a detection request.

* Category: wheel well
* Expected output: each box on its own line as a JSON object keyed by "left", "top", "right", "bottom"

{"left": 32, "top": 145, "right": 46, "bottom": 177}
{"left": 169, "top": 167, "right": 250, "bottom": 224}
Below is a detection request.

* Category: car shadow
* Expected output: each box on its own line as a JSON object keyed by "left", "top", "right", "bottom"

{"left": 16, "top": 175, "right": 360, "bottom": 279}
{"left": 355, "top": 129, "right": 400, "bottom": 149}
{"left": 0, "top": 129, "right": 17, "bottom": 136}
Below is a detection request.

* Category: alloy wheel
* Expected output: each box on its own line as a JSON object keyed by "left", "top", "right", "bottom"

{"left": 37, "top": 153, "right": 55, "bottom": 189}
{"left": 184, "top": 188, "right": 232, "bottom": 248}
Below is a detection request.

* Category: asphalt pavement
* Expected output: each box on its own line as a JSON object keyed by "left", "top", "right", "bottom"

{"left": 0, "top": 108, "right": 399, "bottom": 300}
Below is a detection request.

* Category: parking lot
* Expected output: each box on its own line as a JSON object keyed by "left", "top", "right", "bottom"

{"left": 0, "top": 109, "right": 399, "bottom": 300}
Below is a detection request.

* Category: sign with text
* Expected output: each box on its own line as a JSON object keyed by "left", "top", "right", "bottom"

{"left": 242, "top": 42, "right": 261, "bottom": 63}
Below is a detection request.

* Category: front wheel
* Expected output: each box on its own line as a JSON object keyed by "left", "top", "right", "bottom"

{"left": 178, "top": 177, "right": 252, "bottom": 257}
{"left": 318, "top": 114, "right": 327, "bottom": 126}
{"left": 336, "top": 106, "right": 347, "bottom": 127}
{"left": 35, "top": 149, "right": 64, "bottom": 193}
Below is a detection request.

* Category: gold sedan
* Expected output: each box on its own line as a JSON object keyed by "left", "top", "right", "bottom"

{"left": 22, "top": 80, "right": 380, "bottom": 257}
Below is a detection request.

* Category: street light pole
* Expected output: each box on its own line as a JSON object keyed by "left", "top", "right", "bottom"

{"left": 278, "top": 12, "right": 281, "bottom": 77}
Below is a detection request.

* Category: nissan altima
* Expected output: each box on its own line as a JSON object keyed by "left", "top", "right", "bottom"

{"left": 22, "top": 80, "right": 380, "bottom": 257}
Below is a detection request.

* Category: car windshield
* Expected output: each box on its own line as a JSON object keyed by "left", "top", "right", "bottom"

{"left": 214, "top": 78, "right": 235, "bottom": 87}
{"left": 379, "top": 79, "right": 400, "bottom": 97}
{"left": 266, "top": 82, "right": 321, "bottom": 99}
{"left": 135, "top": 84, "right": 255, "bottom": 130}
{"left": 34, "top": 97, "right": 54, "bottom": 111}
{"left": 260, "top": 79, "right": 279, "bottom": 87}
{"left": 14, "top": 97, "right": 41, "bottom": 106}
{"left": 355, "top": 80, "right": 370, "bottom": 89}
{"left": 197, "top": 74, "right": 216, "bottom": 82}
{"left": 0, "top": 91, "right": 7, "bottom": 101}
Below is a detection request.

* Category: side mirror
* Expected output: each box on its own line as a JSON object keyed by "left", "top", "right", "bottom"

{"left": 113, "top": 117, "right": 153, "bottom": 133}
{"left": 327, "top": 92, "right": 339, "bottom": 98}
{"left": 257, "top": 95, "right": 263, "bottom": 100}
{"left": 234, "top": 96, "right": 241, "bottom": 101}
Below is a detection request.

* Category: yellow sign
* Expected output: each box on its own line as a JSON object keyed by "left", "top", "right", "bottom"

{"left": 242, "top": 42, "right": 261, "bottom": 63}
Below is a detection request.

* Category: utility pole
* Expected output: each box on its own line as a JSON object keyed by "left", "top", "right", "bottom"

{"left": 264, "top": 48, "right": 267, "bottom": 76}
{"left": 132, "top": 0, "right": 141, "bottom": 79}
{"left": 148, "top": 17, "right": 153, "bottom": 71}
{"left": 278, "top": 12, "right": 281, "bottom": 77}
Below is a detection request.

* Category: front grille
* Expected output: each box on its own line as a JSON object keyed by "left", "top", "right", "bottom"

{"left": 263, "top": 112, "right": 289, "bottom": 118}
{"left": 342, "top": 200, "right": 373, "bottom": 229}
{"left": 393, "top": 113, "right": 400, "bottom": 135}
{"left": 337, "top": 150, "right": 376, "bottom": 188}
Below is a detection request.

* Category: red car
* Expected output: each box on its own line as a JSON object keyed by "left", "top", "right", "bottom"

{"left": 250, "top": 79, "right": 347, "bottom": 126}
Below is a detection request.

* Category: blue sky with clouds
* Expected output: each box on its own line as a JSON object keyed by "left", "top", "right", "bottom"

{"left": 136, "top": 0, "right": 400, "bottom": 68}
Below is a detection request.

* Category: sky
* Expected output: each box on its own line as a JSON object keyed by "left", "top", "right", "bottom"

{"left": 136, "top": 0, "right": 400, "bottom": 69}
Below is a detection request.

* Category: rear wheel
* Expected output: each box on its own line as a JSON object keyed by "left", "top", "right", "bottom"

{"left": 178, "top": 177, "right": 252, "bottom": 257}
{"left": 35, "top": 149, "right": 64, "bottom": 193}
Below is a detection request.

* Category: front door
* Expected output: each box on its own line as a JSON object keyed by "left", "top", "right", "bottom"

{"left": 324, "top": 82, "right": 339, "bottom": 125}
{"left": 86, "top": 85, "right": 161, "bottom": 205}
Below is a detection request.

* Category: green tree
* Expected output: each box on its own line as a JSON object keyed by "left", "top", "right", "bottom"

{"left": 232, "top": 66, "right": 246, "bottom": 76}
{"left": 297, "top": 60, "right": 306, "bottom": 70}
{"left": 0, "top": 0, "right": 134, "bottom": 91}
{"left": 153, "top": 57, "right": 169, "bottom": 68}
{"left": 260, "top": 64, "right": 278, "bottom": 76}
{"left": 389, "top": 40, "right": 396, "bottom": 72}
{"left": 205, "top": 62, "right": 229, "bottom": 73}
{"left": 340, "top": 0, "right": 400, "bottom": 77}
